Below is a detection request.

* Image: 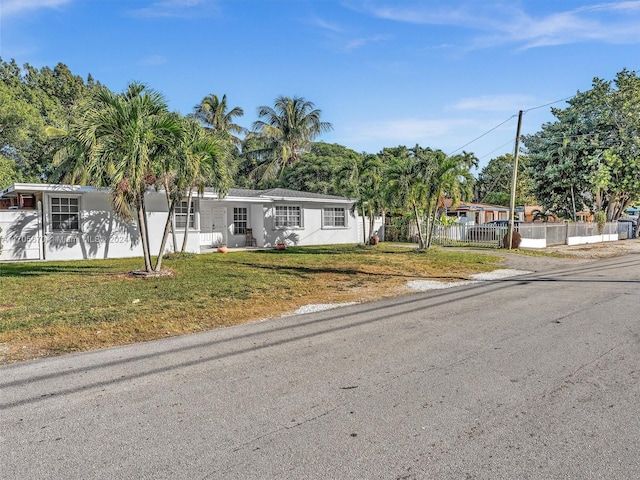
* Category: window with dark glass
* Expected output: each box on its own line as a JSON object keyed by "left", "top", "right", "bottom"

{"left": 50, "top": 197, "right": 79, "bottom": 231}
{"left": 234, "top": 207, "right": 247, "bottom": 234}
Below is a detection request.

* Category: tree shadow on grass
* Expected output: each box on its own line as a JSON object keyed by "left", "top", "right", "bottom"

{"left": 223, "top": 259, "right": 470, "bottom": 281}
{"left": 0, "top": 263, "right": 119, "bottom": 278}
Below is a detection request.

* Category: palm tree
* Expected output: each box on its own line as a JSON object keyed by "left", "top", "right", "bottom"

{"left": 192, "top": 94, "right": 245, "bottom": 143}
{"left": 176, "top": 118, "right": 231, "bottom": 253}
{"left": 424, "top": 150, "right": 475, "bottom": 248}
{"left": 384, "top": 147, "right": 433, "bottom": 249}
{"left": 56, "top": 82, "right": 182, "bottom": 272}
{"left": 336, "top": 153, "right": 383, "bottom": 244}
{"left": 250, "top": 96, "right": 332, "bottom": 181}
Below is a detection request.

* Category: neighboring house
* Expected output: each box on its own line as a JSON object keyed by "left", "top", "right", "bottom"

{"left": 445, "top": 201, "right": 510, "bottom": 225}
{"left": 0, "top": 184, "right": 380, "bottom": 261}
{"left": 516, "top": 205, "right": 594, "bottom": 223}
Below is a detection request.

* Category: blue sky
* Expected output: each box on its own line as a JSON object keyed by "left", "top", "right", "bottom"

{"left": 2, "top": 0, "right": 640, "bottom": 169}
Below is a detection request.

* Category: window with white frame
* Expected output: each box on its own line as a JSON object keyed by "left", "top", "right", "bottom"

{"left": 175, "top": 200, "right": 195, "bottom": 229}
{"left": 274, "top": 205, "right": 302, "bottom": 228}
{"left": 234, "top": 207, "right": 247, "bottom": 234}
{"left": 323, "top": 207, "right": 347, "bottom": 227}
{"left": 50, "top": 196, "right": 80, "bottom": 231}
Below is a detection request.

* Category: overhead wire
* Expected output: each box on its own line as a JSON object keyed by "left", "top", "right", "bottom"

{"left": 447, "top": 115, "right": 517, "bottom": 156}
{"left": 448, "top": 94, "right": 575, "bottom": 159}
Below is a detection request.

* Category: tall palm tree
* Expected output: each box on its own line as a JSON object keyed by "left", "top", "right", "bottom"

{"left": 336, "top": 153, "right": 383, "bottom": 244}
{"left": 56, "top": 82, "right": 182, "bottom": 272}
{"left": 424, "top": 150, "right": 475, "bottom": 248}
{"left": 177, "top": 118, "right": 231, "bottom": 253}
{"left": 384, "top": 147, "right": 433, "bottom": 249}
{"left": 250, "top": 96, "right": 332, "bottom": 181}
{"left": 192, "top": 93, "right": 245, "bottom": 142}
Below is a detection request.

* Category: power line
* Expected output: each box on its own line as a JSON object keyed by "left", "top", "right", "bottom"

{"left": 448, "top": 115, "right": 517, "bottom": 156}
{"left": 523, "top": 96, "right": 573, "bottom": 113}
{"left": 447, "top": 95, "right": 572, "bottom": 157}
{"left": 477, "top": 139, "right": 516, "bottom": 161}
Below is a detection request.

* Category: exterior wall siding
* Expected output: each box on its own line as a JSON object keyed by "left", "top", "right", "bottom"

{"left": 0, "top": 209, "right": 42, "bottom": 260}
{"left": 1, "top": 184, "right": 358, "bottom": 261}
{"left": 1, "top": 191, "right": 200, "bottom": 261}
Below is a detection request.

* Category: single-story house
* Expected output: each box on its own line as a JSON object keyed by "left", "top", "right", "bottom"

{"left": 0, "top": 183, "right": 384, "bottom": 261}
{"left": 444, "top": 201, "right": 510, "bottom": 225}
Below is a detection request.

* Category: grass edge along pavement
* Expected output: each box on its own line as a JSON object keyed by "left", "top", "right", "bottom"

{"left": 0, "top": 244, "right": 503, "bottom": 364}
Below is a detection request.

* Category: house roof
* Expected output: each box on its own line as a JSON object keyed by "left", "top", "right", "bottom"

{"left": 446, "top": 201, "right": 510, "bottom": 212}
{"left": 260, "top": 188, "right": 348, "bottom": 200}
{"left": 218, "top": 187, "right": 352, "bottom": 203}
{"left": 2, "top": 183, "right": 354, "bottom": 204}
{"left": 1, "top": 183, "right": 109, "bottom": 197}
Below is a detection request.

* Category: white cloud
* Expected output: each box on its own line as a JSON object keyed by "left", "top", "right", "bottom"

{"left": 138, "top": 55, "right": 167, "bottom": 67}
{"left": 128, "top": 0, "right": 220, "bottom": 19}
{"left": 450, "top": 94, "right": 535, "bottom": 112}
{"left": 1, "top": 0, "right": 72, "bottom": 18}
{"left": 311, "top": 17, "right": 345, "bottom": 34}
{"left": 346, "top": 0, "right": 640, "bottom": 49}
{"left": 344, "top": 34, "right": 389, "bottom": 50}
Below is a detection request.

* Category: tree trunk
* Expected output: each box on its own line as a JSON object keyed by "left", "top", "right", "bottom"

{"left": 426, "top": 196, "right": 440, "bottom": 249}
{"left": 368, "top": 209, "right": 375, "bottom": 243}
{"left": 361, "top": 204, "right": 367, "bottom": 244}
{"left": 154, "top": 198, "right": 177, "bottom": 271}
{"left": 412, "top": 202, "right": 425, "bottom": 249}
{"left": 141, "top": 193, "right": 152, "bottom": 264}
{"left": 181, "top": 187, "right": 194, "bottom": 253}
{"left": 163, "top": 177, "right": 178, "bottom": 253}
{"left": 136, "top": 194, "right": 152, "bottom": 272}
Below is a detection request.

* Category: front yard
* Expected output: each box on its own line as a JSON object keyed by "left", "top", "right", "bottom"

{"left": 0, "top": 244, "right": 501, "bottom": 363}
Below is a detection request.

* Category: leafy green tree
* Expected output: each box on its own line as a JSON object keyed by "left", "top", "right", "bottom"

{"left": 0, "top": 155, "right": 21, "bottom": 189}
{"left": 524, "top": 69, "right": 640, "bottom": 221}
{"left": 279, "top": 142, "right": 361, "bottom": 195}
{"left": 0, "top": 58, "right": 96, "bottom": 182}
{"left": 476, "top": 154, "right": 535, "bottom": 206}
{"left": 250, "top": 96, "right": 332, "bottom": 181}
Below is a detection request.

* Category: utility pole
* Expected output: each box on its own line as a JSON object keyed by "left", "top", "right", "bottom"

{"left": 507, "top": 110, "right": 524, "bottom": 250}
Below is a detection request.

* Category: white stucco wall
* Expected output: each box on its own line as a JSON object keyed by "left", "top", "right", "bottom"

{"left": 0, "top": 209, "right": 42, "bottom": 260}
{"left": 2, "top": 187, "right": 359, "bottom": 260}
{"left": 1, "top": 191, "right": 200, "bottom": 261}
{"left": 566, "top": 234, "right": 619, "bottom": 246}
{"left": 262, "top": 202, "right": 360, "bottom": 247}
{"left": 519, "top": 237, "right": 547, "bottom": 249}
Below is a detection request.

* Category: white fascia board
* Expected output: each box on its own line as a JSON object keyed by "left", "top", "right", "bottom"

{"left": 1, "top": 183, "right": 109, "bottom": 197}
{"left": 260, "top": 195, "right": 353, "bottom": 204}
{"left": 200, "top": 193, "right": 266, "bottom": 203}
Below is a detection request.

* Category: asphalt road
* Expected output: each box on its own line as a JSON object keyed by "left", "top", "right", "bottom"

{"left": 2, "top": 254, "right": 640, "bottom": 479}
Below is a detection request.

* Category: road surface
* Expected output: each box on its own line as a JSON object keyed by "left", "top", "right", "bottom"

{"left": 2, "top": 253, "right": 640, "bottom": 479}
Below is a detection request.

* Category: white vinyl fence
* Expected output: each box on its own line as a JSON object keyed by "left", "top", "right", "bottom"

{"left": 432, "top": 222, "right": 623, "bottom": 249}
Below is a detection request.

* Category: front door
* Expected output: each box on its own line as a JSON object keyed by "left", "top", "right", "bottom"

{"left": 212, "top": 208, "right": 227, "bottom": 246}
{"left": 199, "top": 205, "right": 227, "bottom": 246}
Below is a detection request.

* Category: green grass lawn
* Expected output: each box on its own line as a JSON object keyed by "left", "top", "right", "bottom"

{"left": 0, "top": 244, "right": 501, "bottom": 363}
